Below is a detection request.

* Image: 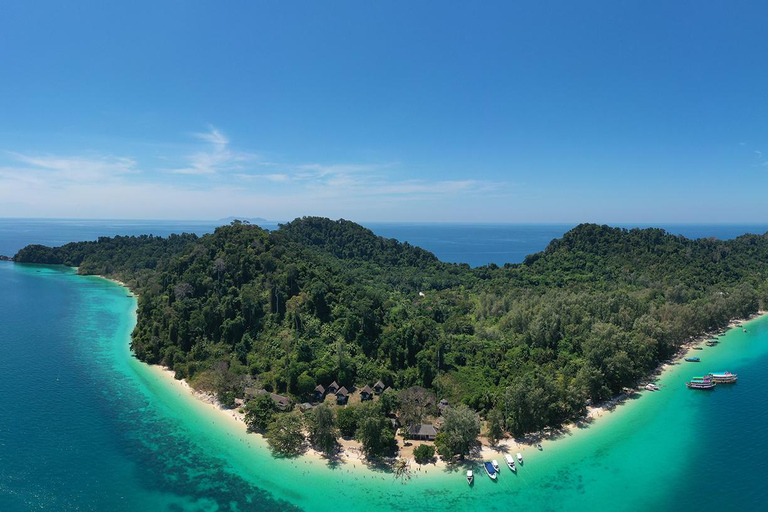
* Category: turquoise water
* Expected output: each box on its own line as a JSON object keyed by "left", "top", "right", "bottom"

{"left": 1, "top": 261, "right": 767, "bottom": 511}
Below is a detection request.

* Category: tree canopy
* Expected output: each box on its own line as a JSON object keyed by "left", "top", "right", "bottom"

{"left": 15, "top": 218, "right": 768, "bottom": 436}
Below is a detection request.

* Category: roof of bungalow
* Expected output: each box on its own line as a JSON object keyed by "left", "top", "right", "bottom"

{"left": 336, "top": 386, "right": 349, "bottom": 397}
{"left": 328, "top": 381, "right": 339, "bottom": 389}
{"left": 360, "top": 385, "right": 374, "bottom": 395}
{"left": 314, "top": 384, "right": 325, "bottom": 394}
{"left": 374, "top": 380, "right": 385, "bottom": 389}
{"left": 408, "top": 424, "right": 438, "bottom": 437}
{"left": 255, "top": 389, "right": 291, "bottom": 408}
{"left": 270, "top": 393, "right": 292, "bottom": 408}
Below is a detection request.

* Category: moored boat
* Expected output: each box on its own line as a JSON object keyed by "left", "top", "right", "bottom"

{"left": 708, "top": 371, "right": 738, "bottom": 383}
{"left": 645, "top": 383, "right": 660, "bottom": 391}
{"left": 484, "top": 461, "right": 497, "bottom": 480}
{"left": 517, "top": 452, "right": 524, "bottom": 464}
{"left": 686, "top": 376, "right": 715, "bottom": 390}
{"left": 467, "top": 470, "right": 474, "bottom": 485}
{"left": 706, "top": 341, "right": 718, "bottom": 347}
{"left": 491, "top": 459, "right": 500, "bottom": 472}
{"left": 684, "top": 357, "right": 701, "bottom": 362}
{"left": 505, "top": 453, "right": 516, "bottom": 471}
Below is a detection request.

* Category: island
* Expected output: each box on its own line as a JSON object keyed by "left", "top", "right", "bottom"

{"left": 13, "top": 218, "right": 768, "bottom": 464}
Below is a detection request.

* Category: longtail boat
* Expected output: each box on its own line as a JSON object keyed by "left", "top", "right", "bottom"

{"left": 684, "top": 357, "right": 701, "bottom": 362}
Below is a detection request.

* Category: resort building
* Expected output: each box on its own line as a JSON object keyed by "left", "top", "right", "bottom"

{"left": 373, "top": 381, "right": 386, "bottom": 394}
{"left": 327, "top": 381, "right": 340, "bottom": 395}
{"left": 360, "top": 385, "right": 374, "bottom": 401}
{"left": 253, "top": 389, "right": 293, "bottom": 411}
{"left": 407, "top": 424, "right": 438, "bottom": 441}
{"left": 314, "top": 384, "right": 325, "bottom": 402}
{"left": 336, "top": 386, "right": 349, "bottom": 405}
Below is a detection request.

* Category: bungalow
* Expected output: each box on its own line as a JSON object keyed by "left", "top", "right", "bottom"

{"left": 360, "top": 385, "right": 374, "bottom": 401}
{"left": 336, "top": 386, "right": 349, "bottom": 405}
{"left": 407, "top": 424, "right": 438, "bottom": 441}
{"left": 373, "top": 381, "right": 386, "bottom": 394}
{"left": 314, "top": 384, "right": 326, "bottom": 402}
{"left": 269, "top": 392, "right": 292, "bottom": 411}
{"left": 254, "top": 389, "right": 293, "bottom": 411}
{"left": 327, "top": 381, "right": 340, "bottom": 395}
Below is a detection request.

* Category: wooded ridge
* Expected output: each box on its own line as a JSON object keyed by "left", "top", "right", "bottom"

{"left": 14, "top": 218, "right": 768, "bottom": 436}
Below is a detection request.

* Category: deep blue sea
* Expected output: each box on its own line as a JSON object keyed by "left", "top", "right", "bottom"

{"left": 2, "top": 218, "right": 767, "bottom": 267}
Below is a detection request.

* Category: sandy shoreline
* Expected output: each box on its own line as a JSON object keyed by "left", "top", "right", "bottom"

{"left": 104, "top": 270, "right": 767, "bottom": 477}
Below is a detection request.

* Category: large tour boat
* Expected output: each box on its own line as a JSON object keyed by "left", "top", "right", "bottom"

{"left": 708, "top": 371, "right": 738, "bottom": 383}
{"left": 686, "top": 376, "right": 716, "bottom": 390}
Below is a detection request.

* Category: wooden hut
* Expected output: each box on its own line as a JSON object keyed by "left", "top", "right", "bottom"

{"left": 336, "top": 386, "right": 349, "bottom": 405}
{"left": 360, "top": 385, "right": 374, "bottom": 401}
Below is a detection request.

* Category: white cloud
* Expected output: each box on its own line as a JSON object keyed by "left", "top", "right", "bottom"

{"left": 4, "top": 152, "right": 137, "bottom": 183}
{"left": 0, "top": 126, "right": 509, "bottom": 221}
{"left": 171, "top": 126, "right": 256, "bottom": 175}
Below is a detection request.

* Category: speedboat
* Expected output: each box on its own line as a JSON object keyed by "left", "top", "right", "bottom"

{"left": 491, "top": 460, "right": 500, "bottom": 472}
{"left": 537, "top": 443, "right": 543, "bottom": 451}
{"left": 645, "top": 383, "right": 660, "bottom": 391}
{"left": 504, "top": 453, "right": 516, "bottom": 471}
{"left": 684, "top": 357, "right": 700, "bottom": 362}
{"left": 517, "top": 452, "right": 524, "bottom": 464}
{"left": 467, "top": 470, "right": 474, "bottom": 485}
{"left": 484, "top": 461, "right": 497, "bottom": 480}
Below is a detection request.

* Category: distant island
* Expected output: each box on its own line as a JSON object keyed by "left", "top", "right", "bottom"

{"left": 13, "top": 218, "right": 768, "bottom": 460}
{"left": 217, "top": 216, "right": 272, "bottom": 224}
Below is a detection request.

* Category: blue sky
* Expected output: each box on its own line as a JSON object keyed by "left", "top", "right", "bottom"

{"left": 0, "top": 1, "right": 766, "bottom": 222}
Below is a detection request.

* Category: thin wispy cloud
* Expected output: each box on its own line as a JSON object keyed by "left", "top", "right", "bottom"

{"left": 171, "top": 126, "right": 256, "bottom": 175}
{"left": 0, "top": 125, "right": 508, "bottom": 220}
{"left": 4, "top": 152, "right": 137, "bottom": 183}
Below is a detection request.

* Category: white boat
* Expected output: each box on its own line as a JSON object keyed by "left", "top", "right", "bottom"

{"left": 517, "top": 452, "right": 524, "bottom": 464}
{"left": 537, "top": 443, "right": 543, "bottom": 451}
{"left": 645, "top": 383, "right": 660, "bottom": 391}
{"left": 467, "top": 470, "right": 474, "bottom": 485}
{"left": 491, "top": 459, "right": 500, "bottom": 472}
{"left": 484, "top": 461, "right": 497, "bottom": 480}
{"left": 504, "top": 453, "right": 516, "bottom": 471}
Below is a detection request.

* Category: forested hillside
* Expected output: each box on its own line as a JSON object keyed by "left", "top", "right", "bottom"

{"left": 15, "top": 218, "right": 768, "bottom": 435}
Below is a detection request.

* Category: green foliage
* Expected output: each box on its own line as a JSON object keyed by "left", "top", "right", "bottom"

{"left": 413, "top": 443, "right": 436, "bottom": 464}
{"left": 307, "top": 403, "right": 339, "bottom": 456}
{"left": 265, "top": 411, "right": 306, "bottom": 456}
{"left": 486, "top": 408, "right": 505, "bottom": 446}
{"left": 378, "top": 388, "right": 400, "bottom": 417}
{"left": 336, "top": 406, "right": 359, "bottom": 438}
{"left": 15, "top": 219, "right": 768, "bottom": 437}
{"left": 244, "top": 394, "right": 275, "bottom": 432}
{"left": 435, "top": 405, "right": 480, "bottom": 458}
{"left": 356, "top": 403, "right": 396, "bottom": 458}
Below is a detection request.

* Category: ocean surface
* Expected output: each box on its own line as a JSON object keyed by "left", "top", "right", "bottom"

{"left": 1, "top": 218, "right": 768, "bottom": 267}
{"left": 2, "top": 221, "right": 768, "bottom": 511}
